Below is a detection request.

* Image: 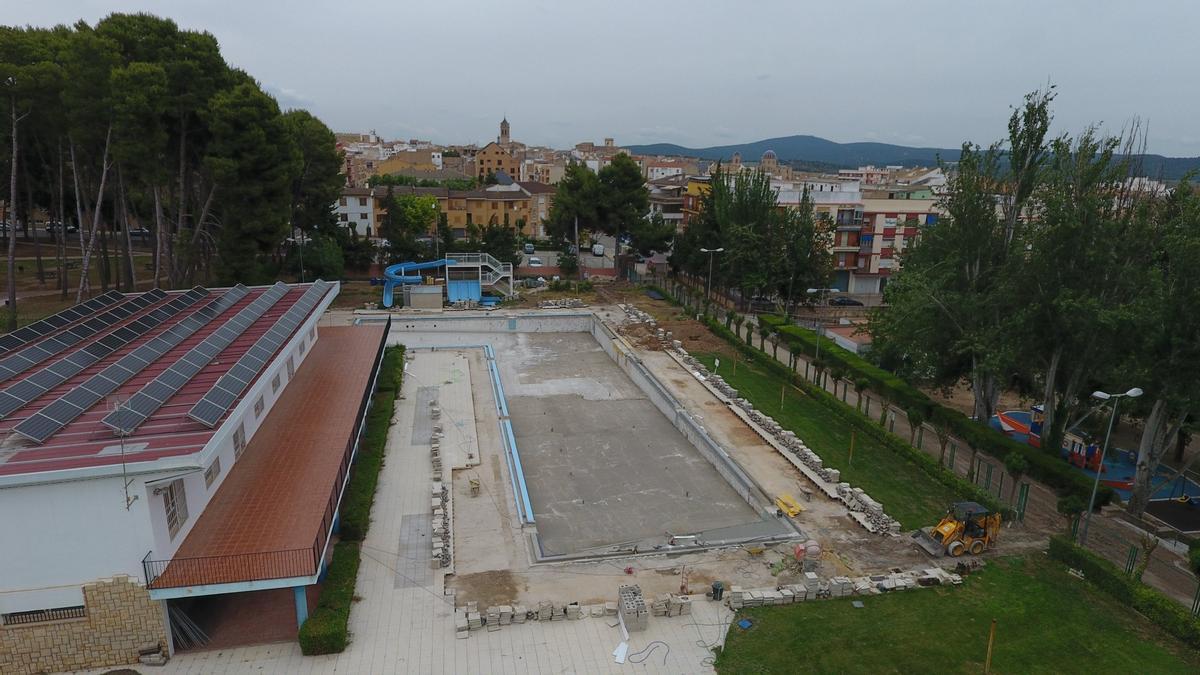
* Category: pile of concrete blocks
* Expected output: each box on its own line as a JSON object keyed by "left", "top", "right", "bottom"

{"left": 836, "top": 484, "right": 902, "bottom": 534}
{"left": 429, "top": 398, "right": 444, "bottom": 481}
{"left": 619, "top": 304, "right": 655, "bottom": 326}
{"left": 618, "top": 584, "right": 649, "bottom": 632}
{"left": 431, "top": 482, "right": 450, "bottom": 568}
{"left": 512, "top": 604, "right": 527, "bottom": 623}
{"left": 566, "top": 603, "right": 583, "bottom": 620}
{"left": 454, "top": 601, "right": 482, "bottom": 639}
{"left": 648, "top": 593, "right": 693, "bottom": 617}
{"left": 539, "top": 298, "right": 587, "bottom": 309}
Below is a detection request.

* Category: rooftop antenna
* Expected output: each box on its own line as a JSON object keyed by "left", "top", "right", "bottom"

{"left": 108, "top": 394, "right": 139, "bottom": 510}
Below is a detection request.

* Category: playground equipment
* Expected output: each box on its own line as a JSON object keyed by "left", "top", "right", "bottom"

{"left": 380, "top": 253, "right": 515, "bottom": 308}
{"left": 990, "top": 406, "right": 1044, "bottom": 448}
{"left": 381, "top": 259, "right": 456, "bottom": 308}
{"left": 912, "top": 502, "right": 1001, "bottom": 557}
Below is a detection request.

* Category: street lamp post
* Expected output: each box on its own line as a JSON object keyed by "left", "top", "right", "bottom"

{"left": 700, "top": 247, "right": 724, "bottom": 306}
{"left": 1079, "top": 386, "right": 1143, "bottom": 545}
{"left": 806, "top": 287, "right": 839, "bottom": 384}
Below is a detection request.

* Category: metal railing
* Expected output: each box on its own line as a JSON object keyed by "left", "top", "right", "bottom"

{"left": 143, "top": 548, "right": 317, "bottom": 589}
{"left": 2, "top": 605, "right": 86, "bottom": 625}
{"left": 143, "top": 319, "right": 391, "bottom": 591}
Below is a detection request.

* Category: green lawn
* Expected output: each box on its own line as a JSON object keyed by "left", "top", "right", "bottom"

{"left": 714, "top": 555, "right": 1200, "bottom": 674}
{"left": 694, "top": 352, "right": 957, "bottom": 530}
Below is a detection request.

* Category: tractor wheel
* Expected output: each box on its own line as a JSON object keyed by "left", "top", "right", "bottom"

{"left": 948, "top": 541, "right": 966, "bottom": 557}
{"left": 970, "top": 540, "right": 984, "bottom": 555}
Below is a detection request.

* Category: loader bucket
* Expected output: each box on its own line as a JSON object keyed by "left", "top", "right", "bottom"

{"left": 911, "top": 528, "right": 945, "bottom": 557}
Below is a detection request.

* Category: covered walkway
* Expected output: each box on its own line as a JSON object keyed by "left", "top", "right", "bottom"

{"left": 147, "top": 324, "right": 386, "bottom": 609}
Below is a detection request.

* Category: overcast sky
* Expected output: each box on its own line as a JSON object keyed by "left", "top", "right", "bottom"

{"left": 10, "top": 0, "right": 1199, "bottom": 155}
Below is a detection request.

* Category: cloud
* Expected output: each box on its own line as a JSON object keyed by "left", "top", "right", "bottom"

{"left": 264, "top": 84, "right": 314, "bottom": 111}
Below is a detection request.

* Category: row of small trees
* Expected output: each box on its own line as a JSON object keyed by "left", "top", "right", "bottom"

{"left": 0, "top": 13, "right": 344, "bottom": 328}
{"left": 872, "top": 88, "right": 1200, "bottom": 516}
{"left": 670, "top": 165, "right": 833, "bottom": 312}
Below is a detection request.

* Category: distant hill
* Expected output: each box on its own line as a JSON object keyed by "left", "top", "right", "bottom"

{"left": 625, "top": 134, "right": 1200, "bottom": 180}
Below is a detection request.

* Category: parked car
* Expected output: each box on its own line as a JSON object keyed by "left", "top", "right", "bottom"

{"left": 46, "top": 221, "right": 78, "bottom": 234}
{"left": 829, "top": 296, "right": 864, "bottom": 307}
{"left": 129, "top": 226, "right": 151, "bottom": 238}
{"left": 527, "top": 256, "right": 544, "bottom": 267}
{"left": 749, "top": 295, "right": 777, "bottom": 312}
{"left": 523, "top": 242, "right": 535, "bottom": 254}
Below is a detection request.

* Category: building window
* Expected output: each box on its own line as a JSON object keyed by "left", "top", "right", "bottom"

{"left": 339, "top": 213, "right": 348, "bottom": 222}
{"left": 309, "top": 326, "right": 316, "bottom": 340}
{"left": 2, "top": 605, "right": 87, "bottom": 626}
{"left": 358, "top": 197, "right": 367, "bottom": 206}
{"left": 299, "top": 337, "right": 306, "bottom": 355}
{"left": 359, "top": 212, "right": 367, "bottom": 219}
{"left": 287, "top": 355, "right": 295, "bottom": 378}
{"left": 204, "top": 457, "right": 222, "bottom": 488}
{"left": 271, "top": 372, "right": 281, "bottom": 393}
{"left": 163, "top": 478, "right": 188, "bottom": 539}
{"left": 254, "top": 396, "right": 265, "bottom": 418}
{"left": 234, "top": 423, "right": 247, "bottom": 459}
{"left": 339, "top": 197, "right": 347, "bottom": 206}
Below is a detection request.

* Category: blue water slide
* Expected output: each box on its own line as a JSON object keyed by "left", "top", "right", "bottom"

{"left": 381, "top": 258, "right": 456, "bottom": 307}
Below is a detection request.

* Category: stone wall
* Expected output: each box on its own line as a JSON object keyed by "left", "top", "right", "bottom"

{"left": 0, "top": 575, "right": 167, "bottom": 675}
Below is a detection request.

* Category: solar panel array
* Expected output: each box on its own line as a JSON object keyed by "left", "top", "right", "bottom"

{"left": 13, "top": 286, "right": 252, "bottom": 444}
{"left": 188, "top": 280, "right": 330, "bottom": 428}
{"left": 0, "top": 289, "right": 169, "bottom": 385}
{"left": 103, "top": 283, "right": 291, "bottom": 435}
{"left": 0, "top": 290, "right": 125, "bottom": 357}
{"left": 0, "top": 288, "right": 208, "bottom": 430}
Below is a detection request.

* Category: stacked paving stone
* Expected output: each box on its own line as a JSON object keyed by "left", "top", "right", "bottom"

{"left": 539, "top": 298, "right": 587, "bottom": 309}
{"left": 618, "top": 303, "right": 657, "bottom": 327}
{"left": 431, "top": 482, "right": 450, "bottom": 568}
{"left": 836, "top": 484, "right": 900, "bottom": 533}
{"left": 670, "top": 342, "right": 902, "bottom": 536}
{"left": 618, "top": 584, "right": 649, "bottom": 632}
{"left": 430, "top": 399, "right": 443, "bottom": 481}
{"left": 725, "top": 568, "right": 964, "bottom": 610}
{"left": 649, "top": 593, "right": 693, "bottom": 617}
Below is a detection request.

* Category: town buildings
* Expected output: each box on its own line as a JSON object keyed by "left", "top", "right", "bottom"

{"left": 0, "top": 282, "right": 386, "bottom": 674}
{"left": 335, "top": 181, "right": 555, "bottom": 240}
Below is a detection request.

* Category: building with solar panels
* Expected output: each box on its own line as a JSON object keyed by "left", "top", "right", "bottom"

{"left": 0, "top": 281, "right": 389, "bottom": 673}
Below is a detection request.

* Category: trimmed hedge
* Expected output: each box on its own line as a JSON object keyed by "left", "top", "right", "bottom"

{"left": 698, "top": 316, "right": 1009, "bottom": 518}
{"left": 298, "top": 541, "right": 361, "bottom": 655}
{"left": 339, "top": 345, "right": 404, "bottom": 541}
{"left": 1048, "top": 535, "right": 1200, "bottom": 649}
{"left": 299, "top": 345, "right": 404, "bottom": 653}
{"left": 758, "top": 314, "right": 1110, "bottom": 507}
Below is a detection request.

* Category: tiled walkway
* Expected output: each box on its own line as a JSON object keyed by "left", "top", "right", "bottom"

{"left": 79, "top": 346, "right": 731, "bottom": 674}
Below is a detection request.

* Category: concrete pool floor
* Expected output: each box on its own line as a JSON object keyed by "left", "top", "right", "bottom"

{"left": 391, "top": 330, "right": 773, "bottom": 556}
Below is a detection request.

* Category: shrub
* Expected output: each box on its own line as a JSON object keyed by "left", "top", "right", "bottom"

{"left": 339, "top": 346, "right": 403, "bottom": 541}
{"left": 298, "top": 542, "right": 361, "bottom": 654}
{"left": 1048, "top": 535, "right": 1200, "bottom": 649}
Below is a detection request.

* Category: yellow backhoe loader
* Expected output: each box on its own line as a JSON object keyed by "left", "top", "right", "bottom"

{"left": 912, "top": 502, "right": 1001, "bottom": 557}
